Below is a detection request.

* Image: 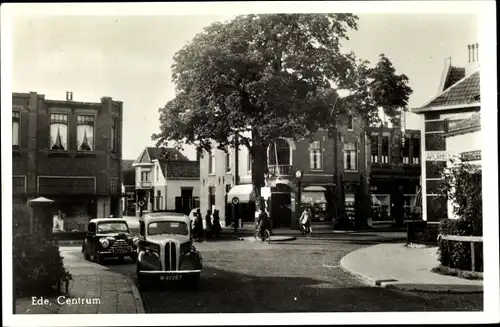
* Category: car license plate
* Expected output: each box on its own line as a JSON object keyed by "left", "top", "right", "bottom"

{"left": 160, "top": 275, "right": 182, "bottom": 281}
{"left": 113, "top": 248, "right": 128, "bottom": 254}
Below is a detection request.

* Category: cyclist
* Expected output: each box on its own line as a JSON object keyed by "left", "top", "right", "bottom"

{"left": 299, "top": 207, "right": 312, "bottom": 236}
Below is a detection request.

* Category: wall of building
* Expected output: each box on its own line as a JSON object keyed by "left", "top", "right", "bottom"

{"left": 12, "top": 92, "right": 123, "bottom": 228}
{"left": 165, "top": 179, "right": 200, "bottom": 211}
{"left": 200, "top": 142, "right": 232, "bottom": 219}
{"left": 420, "top": 108, "right": 480, "bottom": 222}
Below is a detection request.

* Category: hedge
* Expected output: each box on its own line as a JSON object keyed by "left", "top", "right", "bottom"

{"left": 406, "top": 221, "right": 439, "bottom": 246}
{"left": 438, "top": 218, "right": 483, "bottom": 272}
{"left": 13, "top": 203, "right": 71, "bottom": 297}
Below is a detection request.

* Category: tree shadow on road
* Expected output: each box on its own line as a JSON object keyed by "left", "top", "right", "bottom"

{"left": 131, "top": 265, "right": 483, "bottom": 314}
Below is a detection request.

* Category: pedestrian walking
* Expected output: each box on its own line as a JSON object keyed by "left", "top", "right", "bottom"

{"left": 194, "top": 209, "right": 203, "bottom": 242}
{"left": 205, "top": 209, "right": 213, "bottom": 239}
{"left": 212, "top": 209, "right": 222, "bottom": 238}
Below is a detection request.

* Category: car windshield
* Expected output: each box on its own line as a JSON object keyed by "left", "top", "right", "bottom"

{"left": 148, "top": 221, "right": 188, "bottom": 236}
{"left": 97, "top": 222, "right": 129, "bottom": 233}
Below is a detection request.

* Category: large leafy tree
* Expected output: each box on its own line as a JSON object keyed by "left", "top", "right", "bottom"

{"left": 152, "top": 14, "right": 413, "bottom": 213}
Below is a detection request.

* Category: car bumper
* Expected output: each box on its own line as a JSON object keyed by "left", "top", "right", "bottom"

{"left": 98, "top": 250, "right": 136, "bottom": 257}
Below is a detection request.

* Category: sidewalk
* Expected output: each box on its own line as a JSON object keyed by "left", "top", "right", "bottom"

{"left": 340, "top": 243, "right": 483, "bottom": 293}
{"left": 15, "top": 247, "right": 144, "bottom": 314}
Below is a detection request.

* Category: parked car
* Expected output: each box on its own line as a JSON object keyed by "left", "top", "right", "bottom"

{"left": 136, "top": 212, "right": 202, "bottom": 290}
{"left": 82, "top": 218, "right": 139, "bottom": 264}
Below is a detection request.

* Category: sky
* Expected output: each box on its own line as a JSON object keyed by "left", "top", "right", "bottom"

{"left": 10, "top": 12, "right": 479, "bottom": 161}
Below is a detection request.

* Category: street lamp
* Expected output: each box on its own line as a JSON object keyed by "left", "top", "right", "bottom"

{"left": 293, "top": 169, "right": 303, "bottom": 230}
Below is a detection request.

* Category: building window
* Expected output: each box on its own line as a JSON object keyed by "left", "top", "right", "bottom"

{"left": 209, "top": 151, "right": 215, "bottom": 174}
{"left": 412, "top": 138, "right": 420, "bottom": 165}
{"left": 110, "top": 178, "right": 118, "bottom": 193}
{"left": 127, "top": 192, "right": 135, "bottom": 201}
{"left": 347, "top": 114, "right": 353, "bottom": 130}
{"left": 226, "top": 149, "right": 231, "bottom": 172}
{"left": 156, "top": 166, "right": 159, "bottom": 181}
{"left": 50, "top": 113, "right": 68, "bottom": 151}
{"left": 344, "top": 143, "right": 357, "bottom": 171}
{"left": 370, "top": 134, "right": 378, "bottom": 163}
{"left": 226, "top": 184, "right": 231, "bottom": 194}
{"left": 381, "top": 136, "right": 389, "bottom": 164}
{"left": 372, "top": 194, "right": 391, "bottom": 221}
{"left": 402, "top": 137, "right": 410, "bottom": 164}
{"left": 77, "top": 115, "right": 95, "bottom": 152}
{"left": 141, "top": 171, "right": 150, "bottom": 182}
{"left": 111, "top": 117, "right": 118, "bottom": 153}
{"left": 12, "top": 111, "right": 20, "bottom": 148}
{"left": 309, "top": 141, "right": 322, "bottom": 170}
{"left": 268, "top": 138, "right": 291, "bottom": 166}
{"left": 208, "top": 186, "right": 216, "bottom": 209}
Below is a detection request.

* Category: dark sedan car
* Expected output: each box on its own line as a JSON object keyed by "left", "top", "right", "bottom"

{"left": 82, "top": 218, "right": 139, "bottom": 264}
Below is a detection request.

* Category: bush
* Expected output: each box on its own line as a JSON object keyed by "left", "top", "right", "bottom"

{"left": 438, "top": 218, "right": 483, "bottom": 272}
{"left": 436, "top": 158, "right": 483, "bottom": 272}
{"left": 13, "top": 203, "right": 71, "bottom": 297}
{"left": 438, "top": 158, "right": 482, "bottom": 235}
{"left": 407, "top": 221, "right": 439, "bottom": 245}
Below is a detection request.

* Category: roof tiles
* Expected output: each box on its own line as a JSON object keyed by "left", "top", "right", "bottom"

{"left": 422, "top": 70, "right": 480, "bottom": 109}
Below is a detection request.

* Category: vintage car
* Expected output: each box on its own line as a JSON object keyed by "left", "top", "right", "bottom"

{"left": 82, "top": 218, "right": 138, "bottom": 264}
{"left": 136, "top": 212, "right": 202, "bottom": 290}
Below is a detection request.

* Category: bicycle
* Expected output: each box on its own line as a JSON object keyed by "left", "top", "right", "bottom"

{"left": 300, "top": 224, "right": 312, "bottom": 237}
{"left": 253, "top": 226, "right": 271, "bottom": 243}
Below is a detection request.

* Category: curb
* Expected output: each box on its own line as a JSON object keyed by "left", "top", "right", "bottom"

{"left": 127, "top": 277, "right": 145, "bottom": 314}
{"left": 240, "top": 236, "right": 297, "bottom": 242}
{"left": 339, "top": 248, "right": 484, "bottom": 294}
{"left": 383, "top": 283, "right": 483, "bottom": 294}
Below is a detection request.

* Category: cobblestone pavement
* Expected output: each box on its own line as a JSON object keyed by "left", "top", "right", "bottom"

{"left": 15, "top": 247, "right": 143, "bottom": 314}
{"left": 103, "top": 236, "right": 483, "bottom": 313}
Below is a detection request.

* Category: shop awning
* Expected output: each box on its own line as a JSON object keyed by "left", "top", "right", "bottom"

{"left": 303, "top": 186, "right": 327, "bottom": 192}
{"left": 301, "top": 191, "right": 326, "bottom": 204}
{"left": 226, "top": 184, "right": 256, "bottom": 203}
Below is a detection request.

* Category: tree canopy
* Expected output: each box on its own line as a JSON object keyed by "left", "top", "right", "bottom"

{"left": 152, "top": 13, "right": 413, "bottom": 210}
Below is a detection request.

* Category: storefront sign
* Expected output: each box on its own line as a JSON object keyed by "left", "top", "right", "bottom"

{"left": 460, "top": 150, "right": 481, "bottom": 162}
{"left": 425, "top": 151, "right": 451, "bottom": 162}
{"left": 447, "top": 113, "right": 481, "bottom": 132}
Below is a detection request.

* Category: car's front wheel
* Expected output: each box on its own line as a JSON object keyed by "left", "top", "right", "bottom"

{"left": 83, "top": 245, "right": 91, "bottom": 261}
{"left": 95, "top": 253, "right": 104, "bottom": 265}
{"left": 136, "top": 264, "right": 150, "bottom": 291}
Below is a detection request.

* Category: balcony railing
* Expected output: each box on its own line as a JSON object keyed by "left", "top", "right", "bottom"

{"left": 268, "top": 165, "right": 292, "bottom": 177}
{"left": 137, "top": 181, "right": 152, "bottom": 189}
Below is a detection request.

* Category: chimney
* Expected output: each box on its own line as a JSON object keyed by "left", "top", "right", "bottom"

{"left": 66, "top": 91, "right": 73, "bottom": 101}
{"left": 466, "top": 43, "right": 480, "bottom": 75}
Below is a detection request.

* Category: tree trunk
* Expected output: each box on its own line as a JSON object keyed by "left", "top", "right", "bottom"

{"left": 251, "top": 143, "right": 268, "bottom": 214}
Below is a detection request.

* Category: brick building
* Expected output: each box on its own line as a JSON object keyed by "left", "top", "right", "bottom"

{"left": 12, "top": 91, "right": 123, "bottom": 231}
{"left": 199, "top": 110, "right": 421, "bottom": 229}
{"left": 412, "top": 44, "right": 481, "bottom": 223}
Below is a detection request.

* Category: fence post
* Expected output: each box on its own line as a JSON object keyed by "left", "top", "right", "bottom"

{"left": 470, "top": 242, "right": 475, "bottom": 272}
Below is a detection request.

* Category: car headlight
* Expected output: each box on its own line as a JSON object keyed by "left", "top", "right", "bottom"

{"left": 132, "top": 237, "right": 140, "bottom": 246}
{"left": 100, "top": 238, "right": 110, "bottom": 248}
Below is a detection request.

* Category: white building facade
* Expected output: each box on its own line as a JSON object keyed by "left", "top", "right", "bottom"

{"left": 412, "top": 43, "right": 481, "bottom": 222}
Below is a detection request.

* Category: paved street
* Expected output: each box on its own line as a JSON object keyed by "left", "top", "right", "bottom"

{"left": 61, "top": 233, "right": 482, "bottom": 313}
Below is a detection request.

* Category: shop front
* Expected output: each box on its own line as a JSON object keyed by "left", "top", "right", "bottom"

{"left": 300, "top": 186, "right": 328, "bottom": 222}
